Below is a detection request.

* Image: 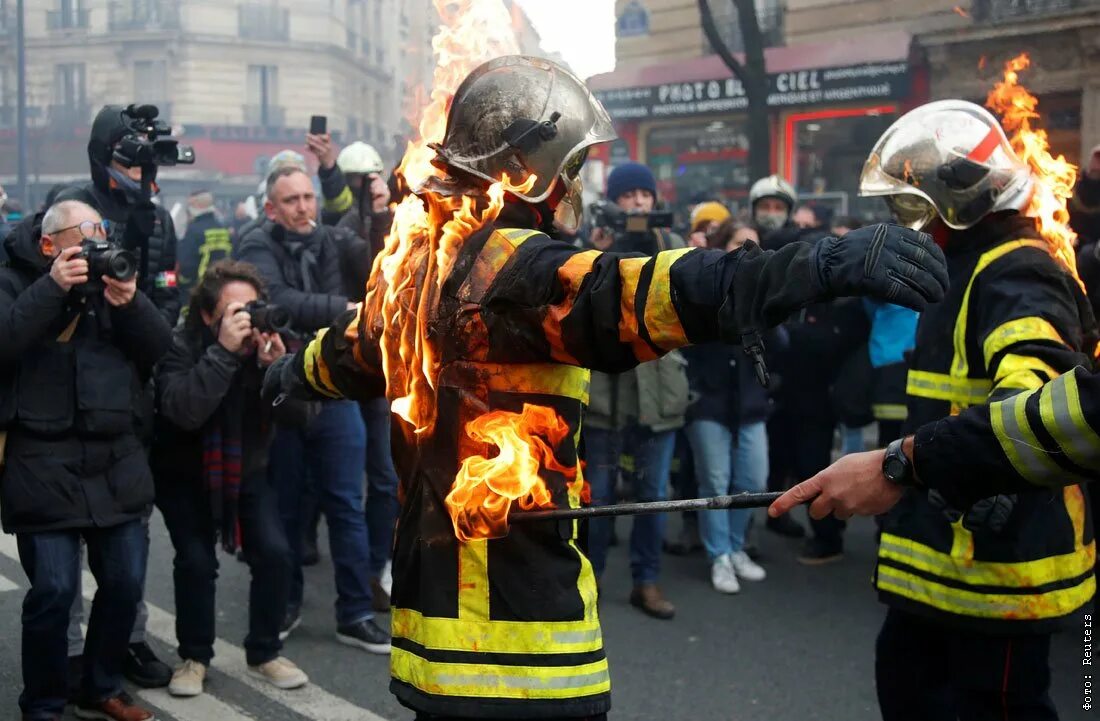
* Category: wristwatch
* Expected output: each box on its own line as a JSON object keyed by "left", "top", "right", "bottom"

{"left": 882, "top": 438, "right": 917, "bottom": 487}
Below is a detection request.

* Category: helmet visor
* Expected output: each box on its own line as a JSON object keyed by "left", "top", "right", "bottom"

{"left": 553, "top": 174, "right": 585, "bottom": 233}
{"left": 885, "top": 194, "right": 937, "bottom": 231}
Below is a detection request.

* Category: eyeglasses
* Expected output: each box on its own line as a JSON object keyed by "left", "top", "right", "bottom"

{"left": 51, "top": 220, "right": 111, "bottom": 238}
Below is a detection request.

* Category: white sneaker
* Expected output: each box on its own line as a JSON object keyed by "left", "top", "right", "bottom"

{"left": 380, "top": 560, "right": 393, "bottom": 596}
{"left": 168, "top": 659, "right": 206, "bottom": 697}
{"left": 710, "top": 554, "right": 741, "bottom": 594}
{"left": 730, "top": 550, "right": 766, "bottom": 581}
{"left": 247, "top": 656, "right": 310, "bottom": 690}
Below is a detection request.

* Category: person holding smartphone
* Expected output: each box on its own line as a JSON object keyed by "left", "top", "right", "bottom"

{"left": 150, "top": 260, "right": 307, "bottom": 697}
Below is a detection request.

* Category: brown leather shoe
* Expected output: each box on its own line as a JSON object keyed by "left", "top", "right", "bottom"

{"left": 371, "top": 576, "right": 391, "bottom": 613}
{"left": 74, "top": 693, "right": 155, "bottom": 721}
{"left": 629, "top": 583, "right": 675, "bottom": 620}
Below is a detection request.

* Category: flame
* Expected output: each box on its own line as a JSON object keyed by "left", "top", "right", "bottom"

{"left": 364, "top": 0, "right": 577, "bottom": 541}
{"left": 985, "top": 53, "right": 1082, "bottom": 288}
{"left": 952, "top": 5, "right": 970, "bottom": 17}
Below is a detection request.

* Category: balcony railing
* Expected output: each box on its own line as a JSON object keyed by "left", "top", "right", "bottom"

{"left": 243, "top": 104, "right": 285, "bottom": 128}
{"left": 238, "top": 4, "right": 289, "bottom": 41}
{"left": 108, "top": 0, "right": 180, "bottom": 31}
{"left": 46, "top": 9, "right": 90, "bottom": 30}
{"left": 973, "top": 0, "right": 1088, "bottom": 21}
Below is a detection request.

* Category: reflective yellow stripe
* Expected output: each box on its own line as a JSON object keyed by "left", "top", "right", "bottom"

{"left": 876, "top": 564, "right": 1094, "bottom": 620}
{"left": 880, "top": 532, "right": 1094, "bottom": 588}
{"left": 391, "top": 608, "right": 604, "bottom": 654}
{"left": 1038, "top": 369, "right": 1100, "bottom": 474}
{"left": 458, "top": 540, "right": 489, "bottom": 621}
{"left": 323, "top": 185, "right": 353, "bottom": 213}
{"left": 992, "top": 353, "right": 1059, "bottom": 392}
{"left": 990, "top": 385, "right": 1064, "bottom": 485}
{"left": 391, "top": 648, "right": 611, "bottom": 700}
{"left": 544, "top": 250, "right": 601, "bottom": 365}
{"left": 906, "top": 370, "right": 991, "bottom": 405}
{"left": 643, "top": 248, "right": 693, "bottom": 351}
{"left": 457, "top": 229, "right": 538, "bottom": 304}
{"left": 948, "top": 520, "right": 974, "bottom": 560}
{"left": 1066, "top": 485, "right": 1088, "bottom": 548}
{"left": 617, "top": 257, "right": 658, "bottom": 362}
{"left": 951, "top": 239, "right": 1049, "bottom": 379}
{"left": 982, "top": 316, "right": 1066, "bottom": 368}
{"left": 438, "top": 362, "right": 590, "bottom": 405}
{"left": 872, "top": 403, "right": 908, "bottom": 420}
{"left": 301, "top": 330, "right": 342, "bottom": 398}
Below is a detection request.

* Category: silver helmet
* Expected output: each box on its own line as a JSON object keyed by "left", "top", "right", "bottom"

{"left": 749, "top": 175, "right": 797, "bottom": 209}
{"left": 430, "top": 55, "right": 617, "bottom": 206}
{"left": 860, "top": 99, "right": 1034, "bottom": 230}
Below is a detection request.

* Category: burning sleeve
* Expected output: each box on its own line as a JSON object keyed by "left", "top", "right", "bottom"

{"left": 294, "top": 306, "right": 386, "bottom": 401}
{"left": 913, "top": 366, "right": 1100, "bottom": 508}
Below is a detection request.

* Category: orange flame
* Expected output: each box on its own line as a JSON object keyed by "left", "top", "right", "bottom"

{"left": 365, "top": 0, "right": 576, "bottom": 541}
{"left": 952, "top": 5, "right": 970, "bottom": 17}
{"left": 985, "top": 53, "right": 1082, "bottom": 288}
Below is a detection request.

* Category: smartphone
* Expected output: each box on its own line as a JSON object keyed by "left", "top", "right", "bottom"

{"left": 309, "top": 115, "right": 327, "bottom": 135}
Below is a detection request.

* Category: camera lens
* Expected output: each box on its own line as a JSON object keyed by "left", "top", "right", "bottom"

{"left": 106, "top": 250, "right": 137, "bottom": 281}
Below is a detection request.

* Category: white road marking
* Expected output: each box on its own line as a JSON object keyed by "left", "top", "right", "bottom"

{"left": 0, "top": 532, "right": 389, "bottom": 721}
{"left": 0, "top": 571, "right": 18, "bottom": 592}
{"left": 137, "top": 688, "right": 259, "bottom": 721}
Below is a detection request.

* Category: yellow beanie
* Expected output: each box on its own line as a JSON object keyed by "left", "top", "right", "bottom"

{"left": 690, "top": 201, "right": 731, "bottom": 231}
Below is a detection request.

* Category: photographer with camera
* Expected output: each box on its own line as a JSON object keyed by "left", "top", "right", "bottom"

{"left": 0, "top": 200, "right": 171, "bottom": 721}
{"left": 583, "top": 162, "right": 691, "bottom": 620}
{"left": 150, "top": 260, "right": 307, "bottom": 697}
{"left": 237, "top": 166, "right": 390, "bottom": 653}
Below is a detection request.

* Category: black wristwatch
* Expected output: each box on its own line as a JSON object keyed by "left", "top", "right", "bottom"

{"left": 882, "top": 438, "right": 917, "bottom": 487}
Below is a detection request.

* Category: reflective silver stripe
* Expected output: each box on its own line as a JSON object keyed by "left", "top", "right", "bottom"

{"left": 1042, "top": 372, "right": 1100, "bottom": 473}
{"left": 877, "top": 566, "right": 1017, "bottom": 615}
{"left": 991, "top": 387, "right": 1062, "bottom": 486}
{"left": 906, "top": 371, "right": 991, "bottom": 405}
{"left": 435, "top": 669, "right": 611, "bottom": 691}
{"left": 552, "top": 629, "right": 602, "bottom": 644}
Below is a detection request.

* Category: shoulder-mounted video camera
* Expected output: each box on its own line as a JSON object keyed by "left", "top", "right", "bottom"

{"left": 112, "top": 104, "right": 196, "bottom": 170}
{"left": 77, "top": 238, "right": 137, "bottom": 292}
{"left": 589, "top": 200, "right": 674, "bottom": 254}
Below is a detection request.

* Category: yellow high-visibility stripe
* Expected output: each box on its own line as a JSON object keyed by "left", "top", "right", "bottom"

{"left": 1038, "top": 369, "right": 1100, "bottom": 474}
{"left": 323, "top": 185, "right": 354, "bottom": 213}
{"left": 391, "top": 608, "right": 604, "bottom": 654}
{"left": 982, "top": 316, "right": 1066, "bottom": 369}
{"left": 643, "top": 248, "right": 693, "bottom": 351}
{"left": 992, "top": 353, "right": 1059, "bottom": 392}
{"left": 872, "top": 403, "right": 908, "bottom": 421}
{"left": 301, "top": 331, "right": 342, "bottom": 398}
{"left": 457, "top": 229, "right": 538, "bottom": 304}
{"left": 437, "top": 362, "right": 591, "bottom": 405}
{"left": 877, "top": 564, "right": 1094, "bottom": 620}
{"left": 951, "top": 239, "right": 1049, "bottom": 379}
{"left": 879, "top": 532, "right": 1094, "bottom": 588}
{"left": 391, "top": 648, "right": 611, "bottom": 700}
{"left": 458, "top": 540, "right": 489, "bottom": 621}
{"left": 617, "top": 257, "right": 657, "bottom": 362}
{"left": 906, "top": 370, "right": 992, "bottom": 405}
{"left": 948, "top": 519, "right": 974, "bottom": 561}
{"left": 543, "top": 250, "right": 601, "bottom": 365}
{"left": 990, "top": 385, "right": 1064, "bottom": 485}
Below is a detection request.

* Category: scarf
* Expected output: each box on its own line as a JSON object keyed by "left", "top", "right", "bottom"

{"left": 200, "top": 327, "right": 246, "bottom": 553}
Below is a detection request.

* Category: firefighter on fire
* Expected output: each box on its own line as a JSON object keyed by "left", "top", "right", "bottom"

{"left": 265, "top": 56, "right": 948, "bottom": 721}
{"left": 805, "top": 100, "right": 1094, "bottom": 721}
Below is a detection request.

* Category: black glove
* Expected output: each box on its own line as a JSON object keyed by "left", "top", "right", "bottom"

{"left": 809, "top": 223, "right": 948, "bottom": 311}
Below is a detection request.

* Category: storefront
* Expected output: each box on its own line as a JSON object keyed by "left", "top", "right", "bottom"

{"left": 587, "top": 31, "right": 926, "bottom": 224}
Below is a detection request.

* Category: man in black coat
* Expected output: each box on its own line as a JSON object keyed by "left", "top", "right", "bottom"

{"left": 0, "top": 200, "right": 171, "bottom": 721}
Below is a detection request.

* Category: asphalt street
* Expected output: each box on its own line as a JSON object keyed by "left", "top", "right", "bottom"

{"left": 0, "top": 512, "right": 1090, "bottom": 720}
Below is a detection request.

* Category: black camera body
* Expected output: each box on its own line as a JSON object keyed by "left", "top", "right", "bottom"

{"left": 242, "top": 300, "right": 292, "bottom": 336}
{"left": 77, "top": 238, "right": 138, "bottom": 290}
{"left": 111, "top": 104, "right": 196, "bottom": 170}
{"left": 589, "top": 200, "right": 675, "bottom": 254}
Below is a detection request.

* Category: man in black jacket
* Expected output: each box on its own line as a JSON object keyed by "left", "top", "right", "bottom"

{"left": 0, "top": 200, "right": 171, "bottom": 721}
{"left": 237, "top": 166, "right": 390, "bottom": 652}
{"left": 177, "top": 190, "right": 233, "bottom": 307}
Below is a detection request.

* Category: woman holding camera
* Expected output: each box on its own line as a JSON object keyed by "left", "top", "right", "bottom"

{"left": 150, "top": 260, "right": 307, "bottom": 697}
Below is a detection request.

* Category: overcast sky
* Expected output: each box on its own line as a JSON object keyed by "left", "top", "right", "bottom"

{"left": 514, "top": 0, "right": 617, "bottom": 79}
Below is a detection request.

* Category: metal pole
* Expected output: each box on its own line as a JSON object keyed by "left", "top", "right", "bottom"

{"left": 15, "top": 0, "right": 29, "bottom": 208}
{"left": 509, "top": 492, "right": 786, "bottom": 523}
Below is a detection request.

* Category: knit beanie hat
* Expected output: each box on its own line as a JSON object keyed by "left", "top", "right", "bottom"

{"left": 606, "top": 162, "right": 657, "bottom": 202}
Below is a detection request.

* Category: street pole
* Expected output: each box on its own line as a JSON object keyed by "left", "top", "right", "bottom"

{"left": 15, "top": 0, "right": 29, "bottom": 208}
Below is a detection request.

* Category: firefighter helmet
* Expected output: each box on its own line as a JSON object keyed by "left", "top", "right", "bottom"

{"left": 338, "top": 141, "right": 385, "bottom": 175}
{"left": 859, "top": 99, "right": 1033, "bottom": 230}
{"left": 431, "top": 55, "right": 617, "bottom": 205}
{"left": 749, "top": 175, "right": 797, "bottom": 210}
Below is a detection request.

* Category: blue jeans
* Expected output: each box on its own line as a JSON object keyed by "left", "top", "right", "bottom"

{"left": 685, "top": 420, "right": 769, "bottom": 561}
{"left": 270, "top": 400, "right": 374, "bottom": 626}
{"left": 17, "top": 519, "right": 146, "bottom": 718}
{"left": 361, "top": 396, "right": 399, "bottom": 578}
{"left": 583, "top": 425, "right": 675, "bottom": 585}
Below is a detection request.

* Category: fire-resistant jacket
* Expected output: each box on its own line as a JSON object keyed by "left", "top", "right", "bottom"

{"left": 285, "top": 202, "right": 845, "bottom": 718}
{"left": 878, "top": 213, "right": 1097, "bottom": 633}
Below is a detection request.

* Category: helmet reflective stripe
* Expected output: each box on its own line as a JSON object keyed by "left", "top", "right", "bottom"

{"left": 338, "top": 142, "right": 385, "bottom": 175}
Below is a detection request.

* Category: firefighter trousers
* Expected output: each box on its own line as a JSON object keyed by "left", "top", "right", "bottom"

{"left": 876, "top": 608, "right": 1058, "bottom": 721}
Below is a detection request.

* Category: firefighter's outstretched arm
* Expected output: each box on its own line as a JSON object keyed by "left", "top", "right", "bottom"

{"left": 497, "top": 223, "right": 947, "bottom": 373}
{"left": 769, "top": 365, "right": 1100, "bottom": 520}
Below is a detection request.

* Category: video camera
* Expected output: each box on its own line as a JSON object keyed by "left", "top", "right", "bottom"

{"left": 112, "top": 104, "right": 196, "bottom": 170}
{"left": 242, "top": 300, "right": 292, "bottom": 336}
{"left": 77, "top": 238, "right": 137, "bottom": 291}
{"left": 589, "top": 200, "right": 675, "bottom": 253}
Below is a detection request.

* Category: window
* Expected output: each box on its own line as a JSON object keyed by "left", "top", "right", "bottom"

{"left": 239, "top": 3, "right": 289, "bottom": 41}
{"left": 49, "top": 0, "right": 88, "bottom": 29}
{"left": 245, "top": 65, "right": 282, "bottom": 126}
{"left": 133, "top": 60, "right": 168, "bottom": 109}
{"left": 54, "top": 63, "right": 86, "bottom": 107}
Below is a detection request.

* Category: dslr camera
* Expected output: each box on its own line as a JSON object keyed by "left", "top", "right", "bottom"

{"left": 77, "top": 238, "right": 137, "bottom": 291}
{"left": 242, "top": 300, "right": 292, "bottom": 336}
{"left": 112, "top": 104, "right": 196, "bottom": 170}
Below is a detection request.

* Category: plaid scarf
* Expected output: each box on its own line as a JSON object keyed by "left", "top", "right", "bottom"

{"left": 202, "top": 380, "right": 245, "bottom": 553}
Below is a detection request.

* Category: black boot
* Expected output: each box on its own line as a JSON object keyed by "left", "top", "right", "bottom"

{"left": 123, "top": 641, "right": 172, "bottom": 688}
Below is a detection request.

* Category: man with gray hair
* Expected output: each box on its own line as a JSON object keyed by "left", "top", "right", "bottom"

{"left": 178, "top": 190, "right": 233, "bottom": 306}
{"left": 0, "top": 199, "right": 171, "bottom": 721}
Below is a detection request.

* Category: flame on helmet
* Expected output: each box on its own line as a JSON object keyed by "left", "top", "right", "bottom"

{"left": 363, "top": 0, "right": 578, "bottom": 541}
{"left": 985, "top": 53, "right": 1082, "bottom": 289}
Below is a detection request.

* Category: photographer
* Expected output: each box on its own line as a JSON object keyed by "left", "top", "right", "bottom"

{"left": 583, "top": 162, "right": 690, "bottom": 620}
{"left": 237, "top": 166, "right": 390, "bottom": 653}
{"left": 0, "top": 200, "right": 170, "bottom": 721}
{"left": 151, "top": 260, "right": 307, "bottom": 697}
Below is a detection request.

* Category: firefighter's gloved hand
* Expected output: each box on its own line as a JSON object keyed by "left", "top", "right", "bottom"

{"left": 810, "top": 223, "right": 948, "bottom": 311}
{"left": 963, "top": 494, "right": 1017, "bottom": 534}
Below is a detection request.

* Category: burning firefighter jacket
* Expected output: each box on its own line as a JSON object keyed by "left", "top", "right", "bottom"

{"left": 269, "top": 199, "right": 944, "bottom": 718}
{"left": 877, "top": 213, "right": 1097, "bottom": 633}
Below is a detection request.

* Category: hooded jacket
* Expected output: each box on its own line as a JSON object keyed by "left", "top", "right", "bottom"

{"left": 54, "top": 105, "right": 181, "bottom": 327}
{"left": 0, "top": 213, "right": 172, "bottom": 533}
